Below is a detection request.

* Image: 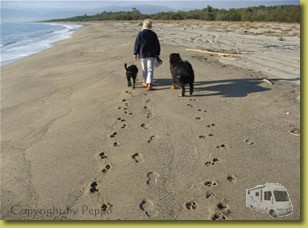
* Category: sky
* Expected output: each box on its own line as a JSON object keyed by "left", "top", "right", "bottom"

{"left": 0, "top": 0, "right": 300, "bottom": 23}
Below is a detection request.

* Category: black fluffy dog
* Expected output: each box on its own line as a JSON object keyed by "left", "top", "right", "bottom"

{"left": 124, "top": 63, "right": 138, "bottom": 89}
{"left": 169, "top": 53, "right": 195, "bottom": 97}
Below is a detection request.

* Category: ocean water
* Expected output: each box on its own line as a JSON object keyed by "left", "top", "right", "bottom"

{"left": 0, "top": 23, "right": 82, "bottom": 67}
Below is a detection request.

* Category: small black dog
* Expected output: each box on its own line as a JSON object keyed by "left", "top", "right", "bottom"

{"left": 124, "top": 63, "right": 138, "bottom": 88}
{"left": 169, "top": 53, "right": 195, "bottom": 97}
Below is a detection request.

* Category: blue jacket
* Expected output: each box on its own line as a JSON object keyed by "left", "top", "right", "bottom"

{"left": 134, "top": 29, "right": 160, "bottom": 58}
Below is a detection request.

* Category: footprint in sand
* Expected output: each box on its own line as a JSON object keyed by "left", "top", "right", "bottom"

{"left": 227, "top": 175, "right": 237, "bottom": 183}
{"left": 122, "top": 99, "right": 127, "bottom": 102}
{"left": 217, "top": 202, "right": 230, "bottom": 213}
{"left": 195, "top": 116, "right": 202, "bottom": 120}
{"left": 122, "top": 108, "right": 133, "bottom": 116}
{"left": 132, "top": 153, "right": 145, "bottom": 163}
{"left": 144, "top": 108, "right": 153, "bottom": 119}
{"left": 216, "top": 144, "right": 229, "bottom": 150}
{"left": 187, "top": 104, "right": 193, "bottom": 108}
{"left": 185, "top": 201, "right": 198, "bottom": 210}
{"left": 211, "top": 211, "right": 227, "bottom": 220}
{"left": 208, "top": 133, "right": 215, "bottom": 137}
{"left": 244, "top": 138, "right": 255, "bottom": 146}
{"left": 117, "top": 117, "right": 126, "bottom": 122}
{"left": 289, "top": 128, "right": 300, "bottom": 136}
{"left": 140, "top": 199, "right": 159, "bottom": 217}
{"left": 205, "top": 191, "right": 215, "bottom": 199}
{"left": 199, "top": 135, "right": 206, "bottom": 139}
{"left": 197, "top": 108, "right": 207, "bottom": 113}
{"left": 113, "top": 142, "right": 120, "bottom": 147}
{"left": 147, "top": 135, "right": 159, "bottom": 143}
{"left": 141, "top": 123, "right": 150, "bottom": 129}
{"left": 211, "top": 202, "right": 231, "bottom": 220}
{"left": 102, "top": 164, "right": 112, "bottom": 174}
{"left": 110, "top": 132, "right": 118, "bottom": 138}
{"left": 121, "top": 123, "right": 128, "bottom": 129}
{"left": 207, "top": 123, "right": 216, "bottom": 128}
{"left": 90, "top": 181, "right": 99, "bottom": 193}
{"left": 205, "top": 158, "right": 220, "bottom": 166}
{"left": 146, "top": 171, "right": 160, "bottom": 186}
{"left": 204, "top": 180, "right": 218, "bottom": 187}
{"left": 101, "top": 203, "right": 113, "bottom": 214}
{"left": 146, "top": 112, "right": 153, "bottom": 119}
{"left": 204, "top": 161, "right": 212, "bottom": 166}
{"left": 99, "top": 152, "right": 108, "bottom": 160}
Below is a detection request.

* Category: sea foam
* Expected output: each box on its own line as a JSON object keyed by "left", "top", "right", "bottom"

{"left": 0, "top": 23, "right": 82, "bottom": 67}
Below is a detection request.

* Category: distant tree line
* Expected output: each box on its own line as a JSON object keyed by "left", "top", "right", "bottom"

{"left": 45, "top": 5, "right": 300, "bottom": 23}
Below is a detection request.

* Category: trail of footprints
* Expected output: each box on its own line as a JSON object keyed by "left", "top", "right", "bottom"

{"left": 87, "top": 90, "right": 137, "bottom": 216}
{"left": 87, "top": 92, "right": 248, "bottom": 219}
{"left": 144, "top": 98, "right": 154, "bottom": 119}
{"left": 87, "top": 149, "right": 114, "bottom": 215}
{"left": 90, "top": 90, "right": 162, "bottom": 218}
{"left": 189, "top": 100, "right": 217, "bottom": 140}
{"left": 184, "top": 98, "right": 236, "bottom": 219}
{"left": 138, "top": 96, "right": 160, "bottom": 217}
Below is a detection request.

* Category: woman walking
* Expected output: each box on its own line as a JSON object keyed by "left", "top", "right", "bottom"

{"left": 134, "top": 19, "right": 161, "bottom": 91}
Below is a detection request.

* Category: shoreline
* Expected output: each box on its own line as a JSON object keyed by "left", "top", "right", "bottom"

{"left": 0, "top": 22, "right": 83, "bottom": 67}
{"left": 0, "top": 21, "right": 300, "bottom": 220}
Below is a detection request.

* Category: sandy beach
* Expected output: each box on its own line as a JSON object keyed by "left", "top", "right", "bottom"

{"left": 0, "top": 21, "right": 300, "bottom": 220}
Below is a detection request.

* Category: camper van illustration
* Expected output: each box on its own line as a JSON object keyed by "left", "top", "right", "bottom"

{"left": 246, "top": 183, "right": 293, "bottom": 218}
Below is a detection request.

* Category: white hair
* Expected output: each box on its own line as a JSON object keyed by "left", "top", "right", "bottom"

{"left": 143, "top": 19, "right": 152, "bottom": 29}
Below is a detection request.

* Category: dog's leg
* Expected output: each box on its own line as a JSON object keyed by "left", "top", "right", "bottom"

{"left": 171, "top": 73, "right": 177, "bottom": 89}
{"left": 189, "top": 82, "right": 194, "bottom": 95}
{"left": 132, "top": 77, "right": 136, "bottom": 89}
{"left": 127, "top": 76, "right": 132, "bottom": 87}
{"left": 180, "top": 83, "right": 185, "bottom": 97}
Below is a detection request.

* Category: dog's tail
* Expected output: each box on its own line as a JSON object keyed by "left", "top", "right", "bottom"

{"left": 124, "top": 63, "right": 128, "bottom": 70}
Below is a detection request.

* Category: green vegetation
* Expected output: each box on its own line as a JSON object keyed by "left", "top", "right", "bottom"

{"left": 45, "top": 5, "right": 300, "bottom": 23}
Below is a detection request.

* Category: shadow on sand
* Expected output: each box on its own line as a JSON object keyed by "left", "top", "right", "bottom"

{"left": 154, "top": 77, "right": 299, "bottom": 97}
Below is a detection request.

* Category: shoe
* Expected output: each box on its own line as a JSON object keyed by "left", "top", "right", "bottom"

{"left": 171, "top": 83, "right": 177, "bottom": 89}
{"left": 146, "top": 84, "right": 153, "bottom": 91}
{"left": 143, "top": 81, "right": 147, "bottom": 87}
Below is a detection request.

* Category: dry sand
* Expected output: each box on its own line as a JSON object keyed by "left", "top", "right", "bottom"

{"left": 0, "top": 21, "right": 300, "bottom": 220}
